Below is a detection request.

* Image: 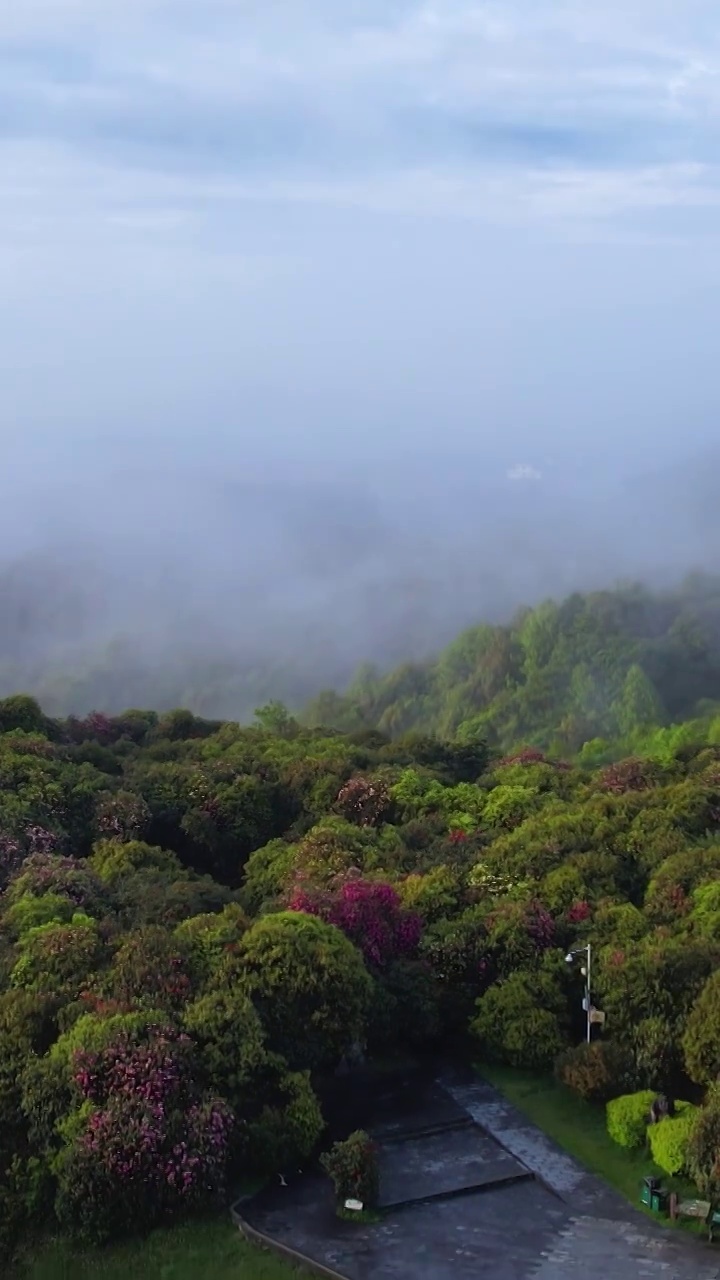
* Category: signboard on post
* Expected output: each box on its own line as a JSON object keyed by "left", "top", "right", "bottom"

{"left": 589, "top": 1008, "right": 606, "bottom": 1027}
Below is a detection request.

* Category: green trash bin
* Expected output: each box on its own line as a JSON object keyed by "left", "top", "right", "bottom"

{"left": 641, "top": 1176, "right": 660, "bottom": 1208}
{"left": 651, "top": 1188, "right": 668, "bottom": 1216}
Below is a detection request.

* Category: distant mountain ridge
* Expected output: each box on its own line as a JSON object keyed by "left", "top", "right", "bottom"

{"left": 303, "top": 574, "right": 720, "bottom": 753}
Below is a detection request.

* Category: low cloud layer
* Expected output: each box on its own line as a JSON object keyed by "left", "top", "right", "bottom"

{"left": 1, "top": 3, "right": 719, "bottom": 712}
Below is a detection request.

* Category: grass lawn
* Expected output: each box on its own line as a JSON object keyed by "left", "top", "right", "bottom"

{"left": 480, "top": 1063, "right": 698, "bottom": 1215}
{"left": 13, "top": 1218, "right": 305, "bottom": 1280}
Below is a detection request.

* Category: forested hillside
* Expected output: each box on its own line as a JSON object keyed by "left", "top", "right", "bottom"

{"left": 305, "top": 575, "right": 720, "bottom": 755}
{"left": 3, "top": 691, "right": 720, "bottom": 1260}
{"left": 5, "top": 574, "right": 720, "bottom": 745}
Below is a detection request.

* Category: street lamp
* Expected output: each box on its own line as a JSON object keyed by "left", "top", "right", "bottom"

{"left": 565, "top": 943, "right": 592, "bottom": 1044}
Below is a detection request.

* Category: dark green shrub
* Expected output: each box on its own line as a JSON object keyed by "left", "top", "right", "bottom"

{"left": 687, "top": 1085, "right": 720, "bottom": 1199}
{"left": 0, "top": 1155, "right": 51, "bottom": 1261}
{"left": 320, "top": 1130, "right": 379, "bottom": 1209}
{"left": 471, "top": 967, "right": 568, "bottom": 1070}
{"left": 554, "top": 1040, "right": 634, "bottom": 1103}
{"left": 606, "top": 1090, "right": 656, "bottom": 1149}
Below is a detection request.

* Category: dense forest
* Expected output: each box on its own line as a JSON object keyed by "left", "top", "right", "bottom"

{"left": 305, "top": 574, "right": 720, "bottom": 753}
{"left": 4, "top": 574, "right": 720, "bottom": 743}
{"left": 3, "top": 578, "right": 720, "bottom": 1261}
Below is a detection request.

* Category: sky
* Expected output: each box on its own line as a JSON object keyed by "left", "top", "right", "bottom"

{"left": 1, "top": 1, "right": 720, "bottom": 709}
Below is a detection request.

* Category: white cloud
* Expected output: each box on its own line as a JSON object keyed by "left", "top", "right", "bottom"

{"left": 1, "top": 0, "right": 720, "bottom": 255}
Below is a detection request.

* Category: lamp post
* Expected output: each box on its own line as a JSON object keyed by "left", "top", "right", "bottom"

{"left": 565, "top": 943, "right": 592, "bottom": 1044}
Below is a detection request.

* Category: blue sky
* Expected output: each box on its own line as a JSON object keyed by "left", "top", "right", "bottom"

{"left": 3, "top": 2, "right": 719, "bottom": 453}
{"left": 2, "top": 2, "right": 720, "bottom": 672}
{"left": 3, "top": 2, "right": 719, "bottom": 220}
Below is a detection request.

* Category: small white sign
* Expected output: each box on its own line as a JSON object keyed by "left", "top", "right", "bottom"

{"left": 344, "top": 1199, "right": 364, "bottom": 1212}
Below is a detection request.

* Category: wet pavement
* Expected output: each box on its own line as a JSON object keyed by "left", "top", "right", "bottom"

{"left": 378, "top": 1121, "right": 529, "bottom": 1208}
{"left": 241, "top": 1065, "right": 720, "bottom": 1280}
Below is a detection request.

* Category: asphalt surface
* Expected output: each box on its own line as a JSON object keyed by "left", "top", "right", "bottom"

{"left": 244, "top": 1066, "right": 720, "bottom": 1280}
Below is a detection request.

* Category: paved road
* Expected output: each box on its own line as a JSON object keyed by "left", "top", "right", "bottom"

{"left": 244, "top": 1068, "right": 720, "bottom": 1280}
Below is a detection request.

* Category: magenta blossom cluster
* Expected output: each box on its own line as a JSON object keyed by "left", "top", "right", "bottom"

{"left": 79, "top": 1095, "right": 233, "bottom": 1201}
{"left": 525, "top": 901, "right": 556, "bottom": 949}
{"left": 73, "top": 1027, "right": 193, "bottom": 1107}
{"left": 567, "top": 900, "right": 591, "bottom": 925}
{"left": 71, "top": 1027, "right": 233, "bottom": 1209}
{"left": 290, "top": 877, "right": 422, "bottom": 968}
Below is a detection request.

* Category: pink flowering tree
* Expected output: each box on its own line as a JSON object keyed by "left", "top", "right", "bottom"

{"left": 55, "top": 1025, "right": 233, "bottom": 1241}
{"left": 289, "top": 875, "right": 422, "bottom": 969}
{"left": 335, "top": 776, "right": 390, "bottom": 828}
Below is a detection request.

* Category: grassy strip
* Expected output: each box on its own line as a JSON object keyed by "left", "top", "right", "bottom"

{"left": 480, "top": 1064, "right": 698, "bottom": 1214}
{"left": 13, "top": 1217, "right": 305, "bottom": 1280}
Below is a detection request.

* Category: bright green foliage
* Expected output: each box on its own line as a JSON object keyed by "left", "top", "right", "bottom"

{"left": 174, "top": 903, "right": 249, "bottom": 982}
{"left": 472, "top": 966, "right": 569, "bottom": 1070}
{"left": 246, "top": 1070, "right": 323, "bottom": 1174}
{"left": 606, "top": 1091, "right": 656, "bottom": 1150}
{"left": 304, "top": 580, "right": 720, "bottom": 750}
{"left": 682, "top": 970, "right": 720, "bottom": 1085}
{"left": 50, "top": 1010, "right": 165, "bottom": 1064}
{"left": 647, "top": 1102, "right": 698, "bottom": 1175}
{"left": 4, "top": 892, "right": 74, "bottom": 936}
{"left": 614, "top": 665, "right": 666, "bottom": 737}
{"left": 1, "top": 626, "right": 720, "bottom": 1257}
{"left": 237, "top": 911, "right": 373, "bottom": 1070}
{"left": 182, "top": 987, "right": 269, "bottom": 1105}
{"left": 482, "top": 784, "right": 542, "bottom": 830}
{"left": 398, "top": 865, "right": 462, "bottom": 924}
{"left": 183, "top": 983, "right": 323, "bottom": 1171}
{"left": 103, "top": 926, "right": 193, "bottom": 1010}
{"left": 10, "top": 915, "right": 105, "bottom": 998}
{"left": 0, "top": 695, "right": 46, "bottom": 735}
{"left": 89, "top": 838, "right": 182, "bottom": 883}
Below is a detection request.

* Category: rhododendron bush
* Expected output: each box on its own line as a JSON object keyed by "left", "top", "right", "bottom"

{"left": 3, "top": 669, "right": 720, "bottom": 1257}
{"left": 55, "top": 1025, "right": 233, "bottom": 1241}
{"left": 289, "top": 876, "right": 422, "bottom": 969}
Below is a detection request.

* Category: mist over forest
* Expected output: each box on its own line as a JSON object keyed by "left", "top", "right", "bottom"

{"left": 3, "top": 0, "right": 720, "bottom": 720}
{"left": 2, "top": 439, "right": 720, "bottom": 719}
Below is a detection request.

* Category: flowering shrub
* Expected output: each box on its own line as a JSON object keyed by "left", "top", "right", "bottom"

{"left": 289, "top": 876, "right": 421, "bottom": 969}
{"left": 320, "top": 1130, "right": 379, "bottom": 1209}
{"left": 567, "top": 899, "right": 592, "bottom": 925}
{"left": 598, "top": 758, "right": 656, "bottom": 794}
{"left": 55, "top": 1025, "right": 233, "bottom": 1241}
{"left": 525, "top": 902, "right": 556, "bottom": 948}
{"left": 336, "top": 776, "right": 390, "bottom": 827}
